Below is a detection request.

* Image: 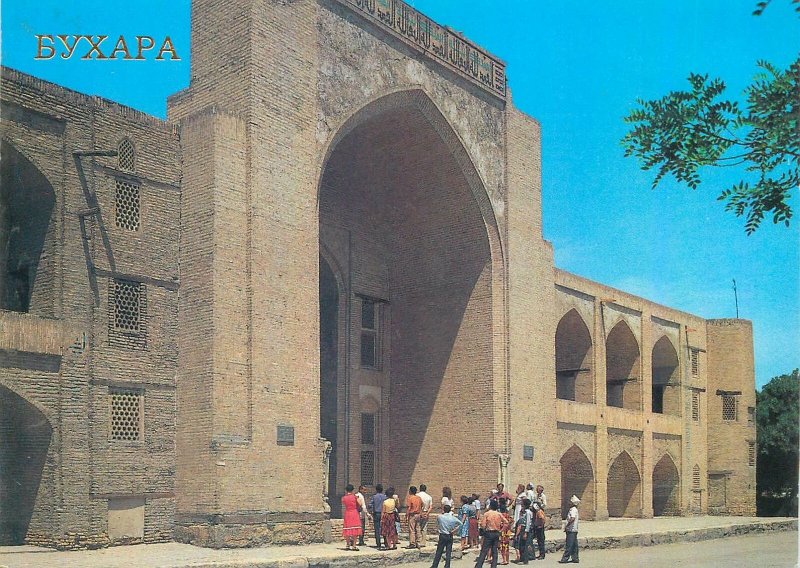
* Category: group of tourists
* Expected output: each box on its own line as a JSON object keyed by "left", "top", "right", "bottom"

{"left": 340, "top": 482, "right": 582, "bottom": 566}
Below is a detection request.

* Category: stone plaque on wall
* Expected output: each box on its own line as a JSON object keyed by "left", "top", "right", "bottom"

{"left": 277, "top": 425, "right": 295, "bottom": 446}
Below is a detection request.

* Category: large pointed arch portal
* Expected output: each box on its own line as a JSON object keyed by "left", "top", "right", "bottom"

{"left": 317, "top": 90, "right": 503, "bottom": 508}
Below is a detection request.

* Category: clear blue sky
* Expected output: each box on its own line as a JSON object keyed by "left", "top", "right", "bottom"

{"left": 2, "top": 0, "right": 798, "bottom": 389}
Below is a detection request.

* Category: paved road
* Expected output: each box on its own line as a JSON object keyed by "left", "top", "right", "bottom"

{"left": 406, "top": 531, "right": 799, "bottom": 568}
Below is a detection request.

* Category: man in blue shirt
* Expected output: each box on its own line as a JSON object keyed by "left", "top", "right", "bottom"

{"left": 368, "top": 484, "right": 387, "bottom": 548}
{"left": 431, "top": 504, "right": 463, "bottom": 568}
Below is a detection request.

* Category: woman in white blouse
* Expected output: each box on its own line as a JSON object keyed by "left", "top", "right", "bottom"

{"left": 441, "top": 486, "right": 454, "bottom": 509}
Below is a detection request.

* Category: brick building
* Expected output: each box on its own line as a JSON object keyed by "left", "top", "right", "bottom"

{"left": 0, "top": 0, "right": 755, "bottom": 549}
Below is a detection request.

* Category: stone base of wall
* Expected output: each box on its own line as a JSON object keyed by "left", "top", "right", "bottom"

{"left": 174, "top": 512, "right": 328, "bottom": 548}
{"left": 25, "top": 528, "right": 173, "bottom": 550}
{"left": 26, "top": 531, "right": 111, "bottom": 551}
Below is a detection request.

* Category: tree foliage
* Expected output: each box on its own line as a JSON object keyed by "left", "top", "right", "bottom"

{"left": 752, "top": 0, "right": 800, "bottom": 16}
{"left": 756, "top": 369, "right": 799, "bottom": 511}
{"left": 621, "top": 58, "right": 799, "bottom": 234}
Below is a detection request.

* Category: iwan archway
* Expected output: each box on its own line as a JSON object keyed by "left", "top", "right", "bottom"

{"left": 317, "top": 91, "right": 502, "bottom": 510}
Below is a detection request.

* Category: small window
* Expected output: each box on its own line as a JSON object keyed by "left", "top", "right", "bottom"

{"left": 692, "top": 464, "right": 701, "bottom": 490}
{"left": 115, "top": 178, "right": 140, "bottom": 231}
{"left": 722, "top": 395, "right": 737, "bottom": 421}
{"left": 362, "top": 300, "right": 376, "bottom": 330}
{"left": 118, "top": 139, "right": 136, "bottom": 172}
{"left": 360, "top": 298, "right": 380, "bottom": 368}
{"left": 110, "top": 388, "right": 142, "bottom": 441}
{"left": 692, "top": 391, "right": 700, "bottom": 421}
{"left": 690, "top": 348, "right": 700, "bottom": 376}
{"left": 361, "top": 413, "right": 375, "bottom": 445}
{"left": 748, "top": 441, "right": 756, "bottom": 466}
{"left": 360, "top": 450, "right": 375, "bottom": 487}
{"left": 113, "top": 279, "right": 143, "bottom": 333}
{"left": 747, "top": 406, "right": 755, "bottom": 425}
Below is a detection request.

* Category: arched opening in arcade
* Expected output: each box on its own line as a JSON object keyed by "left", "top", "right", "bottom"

{"left": 651, "top": 336, "right": 680, "bottom": 415}
{"left": 560, "top": 445, "right": 595, "bottom": 520}
{"left": 0, "top": 141, "right": 56, "bottom": 316}
{"left": 555, "top": 309, "right": 594, "bottom": 403}
{"left": 605, "top": 320, "right": 641, "bottom": 410}
{"left": 607, "top": 450, "right": 642, "bottom": 518}
{"left": 317, "top": 91, "right": 499, "bottom": 515}
{"left": 0, "top": 384, "right": 53, "bottom": 545}
{"left": 652, "top": 453, "right": 681, "bottom": 516}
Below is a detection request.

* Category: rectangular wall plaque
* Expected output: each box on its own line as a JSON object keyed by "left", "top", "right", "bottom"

{"left": 523, "top": 445, "right": 534, "bottom": 461}
{"left": 277, "top": 425, "right": 295, "bottom": 446}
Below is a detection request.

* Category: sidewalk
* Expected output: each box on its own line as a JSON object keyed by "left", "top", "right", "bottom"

{"left": 0, "top": 516, "right": 795, "bottom": 568}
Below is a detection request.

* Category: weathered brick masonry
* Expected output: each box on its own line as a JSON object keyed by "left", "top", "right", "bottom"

{"left": 0, "top": 0, "right": 755, "bottom": 550}
{"left": 1, "top": 68, "right": 180, "bottom": 547}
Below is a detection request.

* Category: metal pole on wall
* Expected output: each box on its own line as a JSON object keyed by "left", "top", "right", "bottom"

{"left": 732, "top": 279, "right": 739, "bottom": 318}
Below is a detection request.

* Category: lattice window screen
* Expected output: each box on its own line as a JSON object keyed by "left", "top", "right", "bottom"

{"left": 113, "top": 279, "right": 142, "bottom": 332}
{"left": 690, "top": 349, "right": 699, "bottom": 376}
{"left": 115, "top": 179, "right": 140, "bottom": 231}
{"left": 692, "top": 465, "right": 701, "bottom": 489}
{"left": 748, "top": 441, "right": 756, "bottom": 466}
{"left": 110, "top": 388, "right": 142, "bottom": 441}
{"left": 361, "top": 450, "right": 375, "bottom": 487}
{"left": 722, "top": 395, "right": 737, "bottom": 421}
{"left": 118, "top": 139, "right": 136, "bottom": 172}
{"left": 692, "top": 391, "right": 700, "bottom": 421}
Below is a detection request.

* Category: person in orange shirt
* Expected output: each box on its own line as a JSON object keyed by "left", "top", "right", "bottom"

{"left": 405, "top": 486, "right": 423, "bottom": 549}
{"left": 475, "top": 499, "right": 510, "bottom": 568}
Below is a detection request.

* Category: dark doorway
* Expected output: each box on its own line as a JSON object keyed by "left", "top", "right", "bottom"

{"left": 319, "top": 254, "right": 340, "bottom": 517}
{"left": 0, "top": 385, "right": 52, "bottom": 544}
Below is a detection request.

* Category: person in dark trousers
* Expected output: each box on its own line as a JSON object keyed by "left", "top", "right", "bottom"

{"left": 368, "top": 484, "right": 387, "bottom": 548}
{"left": 558, "top": 495, "right": 580, "bottom": 564}
{"left": 475, "top": 499, "right": 509, "bottom": 568}
{"left": 430, "top": 504, "right": 463, "bottom": 568}
{"left": 532, "top": 503, "right": 546, "bottom": 560}
{"left": 513, "top": 498, "right": 532, "bottom": 564}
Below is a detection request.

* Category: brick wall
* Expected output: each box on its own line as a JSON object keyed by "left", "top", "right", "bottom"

{"left": 0, "top": 68, "right": 180, "bottom": 547}
{"left": 706, "top": 319, "right": 757, "bottom": 515}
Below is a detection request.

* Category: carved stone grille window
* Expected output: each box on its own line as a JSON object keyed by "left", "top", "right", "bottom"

{"left": 361, "top": 450, "right": 375, "bottom": 487}
{"left": 692, "top": 465, "right": 701, "bottom": 489}
{"left": 361, "top": 413, "right": 375, "bottom": 445}
{"left": 115, "top": 179, "right": 140, "bottom": 231}
{"left": 692, "top": 391, "right": 700, "bottom": 421}
{"left": 113, "top": 279, "right": 142, "bottom": 332}
{"left": 109, "top": 278, "right": 147, "bottom": 348}
{"left": 118, "top": 139, "right": 135, "bottom": 172}
{"left": 748, "top": 441, "right": 756, "bottom": 466}
{"left": 110, "top": 388, "right": 142, "bottom": 441}
{"left": 690, "top": 348, "right": 700, "bottom": 376}
{"left": 722, "top": 395, "right": 737, "bottom": 421}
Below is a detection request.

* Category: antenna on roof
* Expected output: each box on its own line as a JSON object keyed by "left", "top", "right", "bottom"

{"left": 732, "top": 279, "right": 739, "bottom": 318}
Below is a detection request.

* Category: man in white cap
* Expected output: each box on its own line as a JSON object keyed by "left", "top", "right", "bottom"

{"left": 558, "top": 495, "right": 580, "bottom": 564}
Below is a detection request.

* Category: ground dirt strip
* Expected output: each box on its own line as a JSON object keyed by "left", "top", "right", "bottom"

{"left": 0, "top": 517, "right": 795, "bottom": 568}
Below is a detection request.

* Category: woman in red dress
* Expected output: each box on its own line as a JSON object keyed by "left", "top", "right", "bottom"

{"left": 341, "top": 484, "right": 363, "bottom": 550}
